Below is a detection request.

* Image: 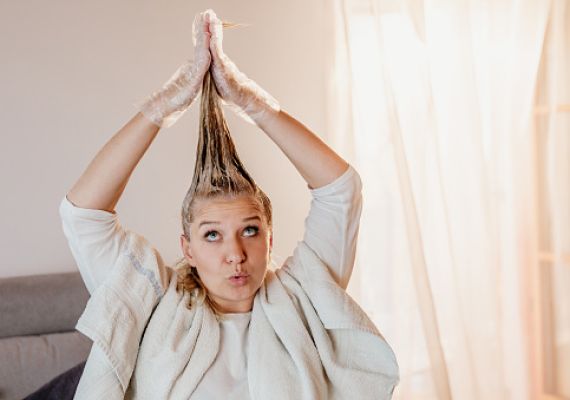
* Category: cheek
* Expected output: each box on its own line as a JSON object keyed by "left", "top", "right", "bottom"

{"left": 246, "top": 239, "right": 271, "bottom": 262}
{"left": 191, "top": 244, "right": 222, "bottom": 274}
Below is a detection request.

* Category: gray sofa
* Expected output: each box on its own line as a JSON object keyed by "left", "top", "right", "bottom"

{"left": 0, "top": 272, "right": 92, "bottom": 400}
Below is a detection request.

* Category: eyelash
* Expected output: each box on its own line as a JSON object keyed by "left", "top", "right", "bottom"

{"left": 204, "top": 225, "right": 259, "bottom": 242}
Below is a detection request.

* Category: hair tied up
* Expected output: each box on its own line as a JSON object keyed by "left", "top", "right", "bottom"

{"left": 174, "top": 70, "right": 272, "bottom": 320}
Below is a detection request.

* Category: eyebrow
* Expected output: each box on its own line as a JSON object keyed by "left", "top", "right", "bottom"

{"left": 198, "top": 216, "right": 261, "bottom": 228}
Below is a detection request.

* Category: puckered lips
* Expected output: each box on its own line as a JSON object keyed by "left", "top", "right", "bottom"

{"left": 228, "top": 272, "right": 249, "bottom": 287}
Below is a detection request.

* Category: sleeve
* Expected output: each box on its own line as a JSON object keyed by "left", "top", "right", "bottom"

{"left": 296, "top": 164, "right": 363, "bottom": 290}
{"left": 59, "top": 195, "right": 140, "bottom": 295}
{"left": 74, "top": 344, "right": 125, "bottom": 399}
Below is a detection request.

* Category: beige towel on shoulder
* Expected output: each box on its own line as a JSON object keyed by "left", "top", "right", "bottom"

{"left": 74, "top": 236, "right": 399, "bottom": 399}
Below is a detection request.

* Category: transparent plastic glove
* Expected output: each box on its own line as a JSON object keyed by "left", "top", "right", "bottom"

{"left": 208, "top": 11, "right": 280, "bottom": 126}
{"left": 135, "top": 12, "right": 212, "bottom": 128}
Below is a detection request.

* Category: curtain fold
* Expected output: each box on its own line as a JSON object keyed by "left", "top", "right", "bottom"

{"left": 325, "top": 0, "right": 554, "bottom": 398}
{"left": 538, "top": 0, "right": 570, "bottom": 396}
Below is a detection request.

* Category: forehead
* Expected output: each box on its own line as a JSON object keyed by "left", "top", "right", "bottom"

{"left": 193, "top": 196, "right": 263, "bottom": 222}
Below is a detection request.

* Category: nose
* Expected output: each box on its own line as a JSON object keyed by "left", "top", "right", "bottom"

{"left": 225, "top": 237, "right": 246, "bottom": 265}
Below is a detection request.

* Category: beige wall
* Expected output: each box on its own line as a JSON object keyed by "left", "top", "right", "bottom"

{"left": 0, "top": 0, "right": 331, "bottom": 278}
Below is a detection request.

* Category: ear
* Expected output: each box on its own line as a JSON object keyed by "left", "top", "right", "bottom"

{"left": 180, "top": 233, "right": 196, "bottom": 265}
{"left": 269, "top": 231, "right": 273, "bottom": 252}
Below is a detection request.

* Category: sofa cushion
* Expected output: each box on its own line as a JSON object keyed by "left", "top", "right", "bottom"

{"left": 0, "top": 272, "right": 89, "bottom": 338}
{"left": 23, "top": 360, "right": 86, "bottom": 400}
{"left": 0, "top": 330, "right": 92, "bottom": 400}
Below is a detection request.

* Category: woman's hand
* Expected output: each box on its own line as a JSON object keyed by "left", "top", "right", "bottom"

{"left": 207, "top": 10, "right": 280, "bottom": 126}
{"left": 137, "top": 11, "right": 213, "bottom": 128}
{"left": 192, "top": 10, "right": 212, "bottom": 77}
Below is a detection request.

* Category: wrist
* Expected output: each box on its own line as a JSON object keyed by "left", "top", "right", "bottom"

{"left": 249, "top": 103, "right": 281, "bottom": 128}
{"left": 244, "top": 87, "right": 281, "bottom": 127}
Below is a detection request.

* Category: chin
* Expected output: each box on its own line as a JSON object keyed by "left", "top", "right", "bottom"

{"left": 227, "top": 285, "right": 260, "bottom": 301}
{"left": 230, "top": 286, "right": 256, "bottom": 297}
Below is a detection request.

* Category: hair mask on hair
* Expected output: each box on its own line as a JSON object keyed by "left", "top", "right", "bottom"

{"left": 175, "top": 70, "right": 273, "bottom": 320}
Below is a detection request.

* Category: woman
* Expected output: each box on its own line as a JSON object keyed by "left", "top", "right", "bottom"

{"left": 59, "top": 9, "right": 399, "bottom": 399}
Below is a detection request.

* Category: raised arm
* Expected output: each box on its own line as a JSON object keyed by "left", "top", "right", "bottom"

{"left": 255, "top": 110, "right": 348, "bottom": 189}
{"left": 67, "top": 12, "right": 213, "bottom": 210}
{"left": 61, "top": 12, "right": 214, "bottom": 294}
{"left": 66, "top": 113, "right": 159, "bottom": 211}
{"left": 206, "top": 10, "right": 361, "bottom": 289}
{"left": 256, "top": 112, "right": 360, "bottom": 289}
{"left": 207, "top": 10, "right": 348, "bottom": 188}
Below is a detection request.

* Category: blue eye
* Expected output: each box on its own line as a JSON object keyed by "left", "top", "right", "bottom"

{"left": 204, "top": 231, "right": 219, "bottom": 242}
{"left": 243, "top": 226, "right": 259, "bottom": 237}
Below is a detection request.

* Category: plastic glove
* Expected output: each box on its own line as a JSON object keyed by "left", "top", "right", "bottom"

{"left": 136, "top": 11, "right": 212, "bottom": 128}
{"left": 208, "top": 10, "right": 280, "bottom": 126}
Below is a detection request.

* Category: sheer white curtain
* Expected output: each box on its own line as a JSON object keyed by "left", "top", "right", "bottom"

{"left": 536, "top": 0, "right": 570, "bottom": 397}
{"left": 324, "top": 0, "right": 552, "bottom": 398}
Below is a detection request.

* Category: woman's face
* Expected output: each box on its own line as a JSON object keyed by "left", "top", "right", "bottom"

{"left": 180, "top": 195, "right": 272, "bottom": 314}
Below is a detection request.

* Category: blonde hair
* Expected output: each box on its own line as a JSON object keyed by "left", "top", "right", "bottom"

{"left": 174, "top": 70, "right": 272, "bottom": 320}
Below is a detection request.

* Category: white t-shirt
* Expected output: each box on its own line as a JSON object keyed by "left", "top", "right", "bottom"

{"left": 191, "top": 312, "right": 251, "bottom": 399}
{"left": 60, "top": 165, "right": 363, "bottom": 398}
